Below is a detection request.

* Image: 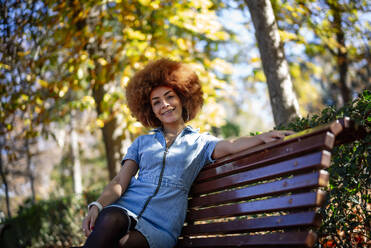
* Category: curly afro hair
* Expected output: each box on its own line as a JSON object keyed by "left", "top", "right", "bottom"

{"left": 126, "top": 58, "right": 204, "bottom": 128}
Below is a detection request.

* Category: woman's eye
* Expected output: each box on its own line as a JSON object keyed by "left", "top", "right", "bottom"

{"left": 153, "top": 101, "right": 160, "bottom": 105}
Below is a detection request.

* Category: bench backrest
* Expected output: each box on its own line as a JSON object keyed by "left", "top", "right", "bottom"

{"left": 177, "top": 118, "right": 361, "bottom": 248}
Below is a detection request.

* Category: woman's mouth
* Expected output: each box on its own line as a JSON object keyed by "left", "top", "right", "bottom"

{"left": 161, "top": 108, "right": 175, "bottom": 115}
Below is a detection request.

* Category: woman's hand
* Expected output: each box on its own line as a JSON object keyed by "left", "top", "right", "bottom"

{"left": 213, "top": 130, "right": 295, "bottom": 159}
{"left": 80, "top": 161, "right": 138, "bottom": 237}
{"left": 82, "top": 206, "right": 99, "bottom": 237}
{"left": 258, "top": 130, "right": 295, "bottom": 144}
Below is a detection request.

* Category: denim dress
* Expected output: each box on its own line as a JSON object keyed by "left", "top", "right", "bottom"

{"left": 109, "top": 126, "right": 219, "bottom": 248}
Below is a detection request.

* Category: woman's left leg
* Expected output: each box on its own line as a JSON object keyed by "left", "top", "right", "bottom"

{"left": 119, "top": 231, "right": 149, "bottom": 248}
{"left": 83, "top": 207, "right": 132, "bottom": 248}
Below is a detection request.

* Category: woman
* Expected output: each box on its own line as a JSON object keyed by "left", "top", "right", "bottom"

{"left": 82, "top": 58, "right": 293, "bottom": 248}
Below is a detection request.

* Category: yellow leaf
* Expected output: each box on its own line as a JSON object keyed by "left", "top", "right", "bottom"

{"left": 255, "top": 70, "right": 266, "bottom": 82}
{"left": 59, "top": 86, "right": 68, "bottom": 97}
{"left": 285, "top": 5, "right": 294, "bottom": 12}
{"left": 211, "top": 31, "right": 230, "bottom": 40}
{"left": 98, "top": 58, "right": 108, "bottom": 66}
{"left": 96, "top": 119, "right": 104, "bottom": 128}
{"left": 24, "top": 119, "right": 31, "bottom": 126}
{"left": 150, "top": 1, "right": 160, "bottom": 9}
{"left": 176, "top": 38, "right": 187, "bottom": 50}
{"left": 125, "top": 28, "right": 146, "bottom": 40}
{"left": 144, "top": 48, "right": 155, "bottom": 59}
{"left": 103, "top": 93, "right": 111, "bottom": 102}
{"left": 124, "top": 15, "right": 136, "bottom": 21}
{"left": 122, "top": 105, "right": 131, "bottom": 115}
{"left": 81, "top": 54, "right": 88, "bottom": 60}
{"left": 17, "top": 50, "right": 31, "bottom": 57}
{"left": 35, "top": 106, "right": 41, "bottom": 113}
{"left": 250, "top": 57, "right": 260, "bottom": 63}
{"left": 290, "top": 64, "right": 301, "bottom": 79}
{"left": 0, "top": 63, "right": 10, "bottom": 70}
{"left": 38, "top": 79, "right": 48, "bottom": 87}
{"left": 138, "top": 0, "right": 150, "bottom": 6}
{"left": 190, "top": 0, "right": 213, "bottom": 9}
{"left": 36, "top": 97, "right": 43, "bottom": 105}
{"left": 121, "top": 76, "right": 130, "bottom": 87}
{"left": 82, "top": 96, "right": 95, "bottom": 105}
{"left": 87, "top": 59, "right": 95, "bottom": 69}
{"left": 279, "top": 30, "right": 297, "bottom": 42}
{"left": 20, "top": 94, "right": 29, "bottom": 102}
{"left": 77, "top": 68, "right": 84, "bottom": 79}
{"left": 128, "top": 122, "right": 143, "bottom": 134}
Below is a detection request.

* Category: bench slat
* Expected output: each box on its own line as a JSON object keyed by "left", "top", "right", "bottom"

{"left": 178, "top": 231, "right": 317, "bottom": 247}
{"left": 183, "top": 212, "right": 321, "bottom": 235}
{"left": 190, "top": 170, "right": 329, "bottom": 208}
{"left": 283, "top": 120, "right": 344, "bottom": 142}
{"left": 205, "top": 132, "right": 335, "bottom": 169}
{"left": 188, "top": 191, "right": 326, "bottom": 221}
{"left": 191, "top": 151, "right": 330, "bottom": 195}
{"left": 198, "top": 133, "right": 334, "bottom": 182}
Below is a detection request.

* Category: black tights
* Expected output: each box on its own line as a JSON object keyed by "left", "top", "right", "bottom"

{"left": 83, "top": 207, "right": 146, "bottom": 248}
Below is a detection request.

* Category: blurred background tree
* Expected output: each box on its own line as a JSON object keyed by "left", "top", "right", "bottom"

{"left": 270, "top": 0, "right": 371, "bottom": 108}
{"left": 1, "top": 0, "right": 235, "bottom": 216}
{"left": 32, "top": 0, "right": 234, "bottom": 181}
{"left": 245, "top": 0, "right": 301, "bottom": 126}
{"left": 229, "top": 0, "right": 370, "bottom": 119}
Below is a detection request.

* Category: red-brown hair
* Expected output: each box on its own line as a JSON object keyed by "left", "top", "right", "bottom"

{"left": 126, "top": 58, "right": 204, "bottom": 128}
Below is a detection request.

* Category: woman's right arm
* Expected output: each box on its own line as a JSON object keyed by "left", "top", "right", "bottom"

{"left": 82, "top": 159, "right": 138, "bottom": 237}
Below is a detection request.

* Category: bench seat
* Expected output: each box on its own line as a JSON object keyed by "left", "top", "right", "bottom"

{"left": 177, "top": 118, "right": 362, "bottom": 248}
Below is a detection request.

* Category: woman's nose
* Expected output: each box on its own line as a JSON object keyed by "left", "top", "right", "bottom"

{"left": 161, "top": 100, "right": 170, "bottom": 108}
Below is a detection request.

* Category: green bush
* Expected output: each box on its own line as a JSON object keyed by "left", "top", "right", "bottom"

{"left": 280, "top": 90, "right": 370, "bottom": 247}
{"left": 0, "top": 191, "right": 99, "bottom": 248}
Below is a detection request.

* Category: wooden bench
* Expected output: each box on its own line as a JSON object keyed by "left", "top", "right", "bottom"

{"left": 177, "top": 118, "right": 363, "bottom": 248}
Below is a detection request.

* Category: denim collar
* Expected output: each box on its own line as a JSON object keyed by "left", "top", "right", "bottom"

{"left": 151, "top": 125, "right": 199, "bottom": 136}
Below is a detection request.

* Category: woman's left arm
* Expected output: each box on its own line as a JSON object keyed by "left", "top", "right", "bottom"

{"left": 212, "top": 130, "right": 295, "bottom": 160}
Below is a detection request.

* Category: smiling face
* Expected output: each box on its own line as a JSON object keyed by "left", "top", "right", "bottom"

{"left": 150, "top": 86, "right": 184, "bottom": 127}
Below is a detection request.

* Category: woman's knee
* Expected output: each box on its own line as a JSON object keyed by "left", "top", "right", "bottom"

{"left": 119, "top": 231, "right": 149, "bottom": 248}
{"left": 96, "top": 207, "right": 129, "bottom": 229}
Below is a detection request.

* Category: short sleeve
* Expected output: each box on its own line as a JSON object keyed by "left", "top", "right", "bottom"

{"left": 202, "top": 133, "right": 220, "bottom": 165}
{"left": 121, "top": 137, "right": 140, "bottom": 166}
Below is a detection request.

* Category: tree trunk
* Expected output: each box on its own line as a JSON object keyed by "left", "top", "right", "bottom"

{"left": 328, "top": 2, "right": 351, "bottom": 105}
{"left": 92, "top": 82, "right": 120, "bottom": 180}
{"left": 70, "top": 110, "right": 83, "bottom": 195}
{"left": 245, "top": 0, "right": 301, "bottom": 126}
{"left": 25, "top": 138, "right": 36, "bottom": 203}
{"left": 0, "top": 142, "right": 11, "bottom": 218}
{"left": 86, "top": 7, "right": 121, "bottom": 180}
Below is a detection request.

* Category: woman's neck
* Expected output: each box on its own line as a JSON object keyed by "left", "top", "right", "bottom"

{"left": 162, "top": 122, "right": 186, "bottom": 136}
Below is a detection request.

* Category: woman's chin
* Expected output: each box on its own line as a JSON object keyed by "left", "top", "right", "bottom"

{"left": 160, "top": 117, "right": 183, "bottom": 125}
